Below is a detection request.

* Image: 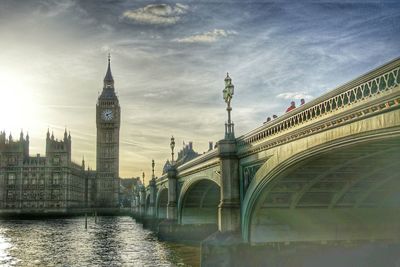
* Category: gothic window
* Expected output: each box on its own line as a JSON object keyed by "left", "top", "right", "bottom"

{"left": 8, "top": 157, "right": 16, "bottom": 165}
{"left": 53, "top": 174, "right": 59, "bottom": 185}
{"left": 53, "top": 157, "right": 60, "bottom": 165}
{"left": 7, "top": 190, "right": 14, "bottom": 200}
{"left": 31, "top": 178, "right": 36, "bottom": 185}
{"left": 7, "top": 173, "right": 15, "bottom": 185}
{"left": 51, "top": 190, "right": 60, "bottom": 200}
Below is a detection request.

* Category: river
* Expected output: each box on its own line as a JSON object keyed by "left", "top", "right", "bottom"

{"left": 0, "top": 216, "right": 200, "bottom": 266}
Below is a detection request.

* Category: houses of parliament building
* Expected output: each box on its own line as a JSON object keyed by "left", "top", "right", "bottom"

{"left": 0, "top": 57, "right": 121, "bottom": 214}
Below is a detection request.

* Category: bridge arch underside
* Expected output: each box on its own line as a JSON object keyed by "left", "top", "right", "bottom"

{"left": 180, "top": 180, "right": 220, "bottom": 225}
{"left": 249, "top": 138, "right": 400, "bottom": 244}
{"left": 156, "top": 188, "right": 168, "bottom": 219}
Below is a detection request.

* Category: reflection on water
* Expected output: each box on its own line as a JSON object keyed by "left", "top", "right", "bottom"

{"left": 0, "top": 216, "right": 200, "bottom": 266}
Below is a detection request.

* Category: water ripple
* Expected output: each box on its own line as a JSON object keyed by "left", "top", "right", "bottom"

{"left": 0, "top": 216, "right": 199, "bottom": 267}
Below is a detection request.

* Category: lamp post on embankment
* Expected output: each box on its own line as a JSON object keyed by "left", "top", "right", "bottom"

{"left": 200, "top": 73, "right": 243, "bottom": 266}
{"left": 139, "top": 172, "right": 146, "bottom": 217}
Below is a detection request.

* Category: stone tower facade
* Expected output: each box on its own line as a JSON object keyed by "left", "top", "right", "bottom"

{"left": 96, "top": 56, "right": 120, "bottom": 207}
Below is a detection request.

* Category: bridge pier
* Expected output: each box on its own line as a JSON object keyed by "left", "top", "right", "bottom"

{"left": 201, "top": 138, "right": 243, "bottom": 266}
{"left": 217, "top": 138, "right": 240, "bottom": 232}
{"left": 134, "top": 195, "right": 140, "bottom": 216}
{"left": 166, "top": 166, "right": 178, "bottom": 220}
{"left": 157, "top": 166, "right": 180, "bottom": 240}
{"left": 148, "top": 179, "right": 156, "bottom": 217}
{"left": 139, "top": 186, "right": 146, "bottom": 216}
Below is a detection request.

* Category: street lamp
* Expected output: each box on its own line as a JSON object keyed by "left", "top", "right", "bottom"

{"left": 170, "top": 136, "right": 175, "bottom": 164}
{"left": 151, "top": 159, "right": 155, "bottom": 179}
{"left": 223, "top": 73, "right": 235, "bottom": 139}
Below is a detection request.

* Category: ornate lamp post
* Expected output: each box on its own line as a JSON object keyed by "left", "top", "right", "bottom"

{"left": 149, "top": 159, "right": 156, "bottom": 216}
{"left": 151, "top": 159, "right": 155, "bottom": 180}
{"left": 223, "top": 73, "right": 235, "bottom": 139}
{"left": 170, "top": 136, "right": 175, "bottom": 164}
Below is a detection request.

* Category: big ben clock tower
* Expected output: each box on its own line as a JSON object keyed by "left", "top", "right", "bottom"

{"left": 96, "top": 54, "right": 120, "bottom": 207}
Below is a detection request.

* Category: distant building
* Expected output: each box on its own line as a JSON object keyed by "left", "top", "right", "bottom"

{"left": 120, "top": 177, "right": 140, "bottom": 207}
{"left": 162, "top": 141, "right": 200, "bottom": 174}
{"left": 0, "top": 56, "right": 121, "bottom": 213}
{"left": 95, "top": 54, "right": 121, "bottom": 208}
{"left": 0, "top": 130, "right": 90, "bottom": 211}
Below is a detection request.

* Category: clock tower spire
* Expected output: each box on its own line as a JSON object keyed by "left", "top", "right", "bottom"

{"left": 104, "top": 53, "right": 114, "bottom": 89}
{"left": 96, "top": 54, "right": 121, "bottom": 208}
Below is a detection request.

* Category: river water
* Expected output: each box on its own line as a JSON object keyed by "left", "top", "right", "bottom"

{"left": 0, "top": 216, "right": 200, "bottom": 266}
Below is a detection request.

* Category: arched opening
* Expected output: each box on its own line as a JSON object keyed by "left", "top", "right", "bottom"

{"left": 180, "top": 179, "right": 220, "bottom": 225}
{"left": 156, "top": 188, "right": 168, "bottom": 219}
{"left": 247, "top": 137, "right": 400, "bottom": 244}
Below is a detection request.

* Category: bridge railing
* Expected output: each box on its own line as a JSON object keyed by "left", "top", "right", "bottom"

{"left": 155, "top": 149, "right": 219, "bottom": 185}
{"left": 237, "top": 57, "right": 400, "bottom": 150}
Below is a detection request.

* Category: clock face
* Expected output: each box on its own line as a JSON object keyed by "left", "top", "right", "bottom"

{"left": 102, "top": 109, "right": 113, "bottom": 121}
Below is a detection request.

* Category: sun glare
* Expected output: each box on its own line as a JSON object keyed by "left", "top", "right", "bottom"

{"left": 0, "top": 69, "right": 39, "bottom": 134}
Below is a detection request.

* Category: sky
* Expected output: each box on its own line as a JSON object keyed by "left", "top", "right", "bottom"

{"left": 0, "top": 0, "right": 399, "bottom": 182}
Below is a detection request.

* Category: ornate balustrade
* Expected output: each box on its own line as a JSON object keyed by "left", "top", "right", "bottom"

{"left": 237, "top": 58, "right": 400, "bottom": 154}
{"left": 156, "top": 149, "right": 219, "bottom": 185}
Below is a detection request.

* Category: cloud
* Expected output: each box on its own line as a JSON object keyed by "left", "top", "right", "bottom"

{"left": 174, "top": 29, "right": 237, "bottom": 43}
{"left": 121, "top": 3, "right": 188, "bottom": 25}
{"left": 276, "top": 92, "right": 313, "bottom": 100}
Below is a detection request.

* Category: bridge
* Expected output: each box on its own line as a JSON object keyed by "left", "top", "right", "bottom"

{"left": 131, "top": 58, "right": 400, "bottom": 266}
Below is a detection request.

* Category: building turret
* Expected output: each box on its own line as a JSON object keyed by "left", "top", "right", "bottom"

{"left": 0, "top": 131, "right": 5, "bottom": 144}
{"left": 46, "top": 130, "right": 72, "bottom": 166}
{"left": 20, "top": 130, "right": 24, "bottom": 141}
{"left": 25, "top": 132, "right": 29, "bottom": 157}
{"left": 103, "top": 53, "right": 114, "bottom": 89}
{"left": 9, "top": 133, "right": 12, "bottom": 142}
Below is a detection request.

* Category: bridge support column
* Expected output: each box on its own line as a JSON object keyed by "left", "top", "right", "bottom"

{"left": 158, "top": 166, "right": 180, "bottom": 240}
{"left": 139, "top": 187, "right": 146, "bottom": 217}
{"left": 217, "top": 139, "right": 240, "bottom": 232}
{"left": 148, "top": 179, "right": 156, "bottom": 217}
{"left": 140, "top": 178, "right": 160, "bottom": 231}
{"left": 135, "top": 195, "right": 140, "bottom": 215}
{"left": 166, "top": 166, "right": 177, "bottom": 220}
{"left": 201, "top": 138, "right": 242, "bottom": 266}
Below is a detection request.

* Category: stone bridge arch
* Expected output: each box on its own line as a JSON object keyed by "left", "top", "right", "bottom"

{"left": 177, "top": 176, "right": 221, "bottom": 225}
{"left": 242, "top": 126, "right": 400, "bottom": 243}
{"left": 156, "top": 186, "right": 168, "bottom": 219}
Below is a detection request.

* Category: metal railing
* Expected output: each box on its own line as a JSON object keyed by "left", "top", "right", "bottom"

{"left": 237, "top": 58, "right": 400, "bottom": 148}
